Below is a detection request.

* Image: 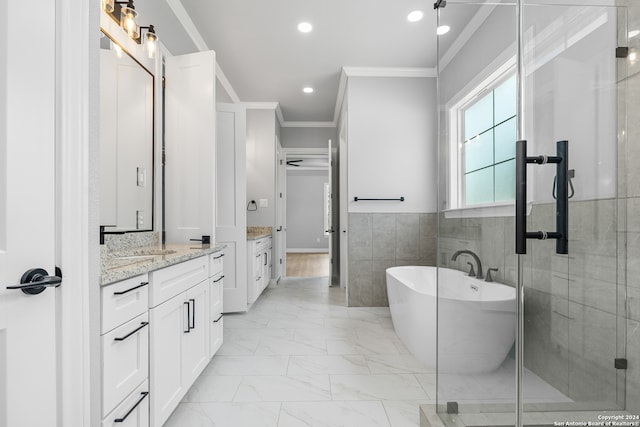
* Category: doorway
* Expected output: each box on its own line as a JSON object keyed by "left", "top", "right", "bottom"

{"left": 281, "top": 151, "right": 331, "bottom": 279}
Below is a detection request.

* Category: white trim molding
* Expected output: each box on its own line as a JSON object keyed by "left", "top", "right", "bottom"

{"left": 281, "top": 121, "right": 335, "bottom": 128}
{"left": 216, "top": 64, "right": 241, "bottom": 104}
{"left": 57, "top": 0, "right": 101, "bottom": 426}
{"left": 244, "top": 101, "right": 280, "bottom": 110}
{"left": 342, "top": 66, "right": 437, "bottom": 78}
{"left": 165, "top": 0, "right": 209, "bottom": 51}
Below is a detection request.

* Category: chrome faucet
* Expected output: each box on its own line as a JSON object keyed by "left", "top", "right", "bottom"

{"left": 451, "top": 250, "right": 483, "bottom": 280}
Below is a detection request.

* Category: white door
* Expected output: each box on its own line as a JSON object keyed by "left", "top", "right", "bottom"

{"left": 0, "top": 0, "right": 58, "bottom": 425}
{"left": 165, "top": 51, "right": 217, "bottom": 244}
{"left": 327, "top": 139, "right": 334, "bottom": 285}
{"left": 339, "top": 116, "right": 349, "bottom": 291}
{"left": 274, "top": 139, "right": 284, "bottom": 281}
{"left": 216, "top": 103, "right": 248, "bottom": 312}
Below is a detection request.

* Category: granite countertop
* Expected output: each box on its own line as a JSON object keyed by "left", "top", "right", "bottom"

{"left": 247, "top": 226, "right": 273, "bottom": 240}
{"left": 101, "top": 242, "right": 225, "bottom": 286}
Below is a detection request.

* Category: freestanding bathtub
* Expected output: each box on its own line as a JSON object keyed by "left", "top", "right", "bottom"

{"left": 386, "top": 266, "right": 516, "bottom": 374}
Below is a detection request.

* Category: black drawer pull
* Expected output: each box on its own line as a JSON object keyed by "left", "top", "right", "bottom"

{"left": 213, "top": 313, "right": 223, "bottom": 323}
{"left": 184, "top": 302, "right": 190, "bottom": 333}
{"left": 213, "top": 275, "right": 225, "bottom": 283}
{"left": 114, "top": 322, "right": 149, "bottom": 342}
{"left": 213, "top": 253, "right": 225, "bottom": 259}
{"left": 189, "top": 298, "right": 196, "bottom": 330}
{"left": 114, "top": 391, "right": 149, "bottom": 423}
{"left": 113, "top": 281, "right": 148, "bottom": 296}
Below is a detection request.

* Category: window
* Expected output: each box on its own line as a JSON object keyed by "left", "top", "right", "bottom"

{"left": 447, "top": 63, "right": 517, "bottom": 213}
{"left": 461, "top": 73, "right": 517, "bottom": 206}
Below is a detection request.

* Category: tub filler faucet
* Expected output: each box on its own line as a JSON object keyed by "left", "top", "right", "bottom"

{"left": 451, "top": 250, "right": 483, "bottom": 280}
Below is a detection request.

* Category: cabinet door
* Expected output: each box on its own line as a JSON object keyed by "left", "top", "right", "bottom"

{"left": 149, "top": 293, "right": 187, "bottom": 427}
{"left": 182, "top": 281, "right": 210, "bottom": 386}
{"left": 102, "top": 312, "right": 149, "bottom": 417}
{"left": 210, "top": 275, "right": 224, "bottom": 358}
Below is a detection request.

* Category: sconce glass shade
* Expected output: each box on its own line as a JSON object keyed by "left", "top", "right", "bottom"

{"left": 102, "top": 0, "right": 114, "bottom": 13}
{"left": 144, "top": 26, "right": 158, "bottom": 59}
{"left": 120, "top": 6, "right": 139, "bottom": 39}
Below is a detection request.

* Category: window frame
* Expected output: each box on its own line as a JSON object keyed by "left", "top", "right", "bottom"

{"left": 447, "top": 58, "right": 517, "bottom": 213}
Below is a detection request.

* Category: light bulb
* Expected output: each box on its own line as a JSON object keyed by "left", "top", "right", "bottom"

{"left": 120, "top": 6, "right": 139, "bottom": 39}
{"left": 145, "top": 32, "right": 158, "bottom": 59}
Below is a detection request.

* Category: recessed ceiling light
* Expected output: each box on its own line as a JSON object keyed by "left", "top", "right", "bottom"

{"left": 407, "top": 10, "right": 423, "bottom": 23}
{"left": 629, "top": 30, "right": 640, "bottom": 38}
{"left": 298, "top": 22, "right": 313, "bottom": 33}
{"left": 303, "top": 87, "right": 314, "bottom": 94}
{"left": 437, "top": 25, "right": 450, "bottom": 35}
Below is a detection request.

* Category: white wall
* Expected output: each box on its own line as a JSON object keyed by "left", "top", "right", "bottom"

{"left": 216, "top": 79, "right": 233, "bottom": 103}
{"left": 281, "top": 127, "right": 337, "bottom": 149}
{"left": 246, "top": 108, "right": 277, "bottom": 226}
{"left": 286, "top": 170, "right": 329, "bottom": 251}
{"left": 347, "top": 76, "right": 438, "bottom": 213}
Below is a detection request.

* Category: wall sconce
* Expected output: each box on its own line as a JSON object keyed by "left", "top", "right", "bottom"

{"left": 140, "top": 25, "right": 158, "bottom": 59}
{"left": 119, "top": 1, "right": 139, "bottom": 40}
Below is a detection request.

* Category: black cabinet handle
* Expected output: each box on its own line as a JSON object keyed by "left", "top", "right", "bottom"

{"left": 183, "top": 302, "right": 190, "bottom": 333}
{"left": 114, "top": 322, "right": 149, "bottom": 342}
{"left": 263, "top": 253, "right": 267, "bottom": 266}
{"left": 213, "top": 253, "right": 224, "bottom": 259}
{"left": 189, "top": 298, "right": 196, "bottom": 330}
{"left": 213, "top": 313, "right": 223, "bottom": 323}
{"left": 114, "top": 392, "right": 149, "bottom": 423}
{"left": 113, "top": 281, "right": 148, "bottom": 296}
{"left": 213, "top": 275, "right": 225, "bottom": 283}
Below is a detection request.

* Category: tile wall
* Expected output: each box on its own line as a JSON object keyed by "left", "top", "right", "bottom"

{"left": 347, "top": 213, "right": 437, "bottom": 307}
{"left": 437, "top": 198, "right": 636, "bottom": 409}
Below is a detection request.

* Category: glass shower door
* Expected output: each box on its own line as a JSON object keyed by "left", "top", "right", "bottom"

{"left": 435, "top": 0, "right": 632, "bottom": 425}
{"left": 520, "top": 0, "right": 630, "bottom": 419}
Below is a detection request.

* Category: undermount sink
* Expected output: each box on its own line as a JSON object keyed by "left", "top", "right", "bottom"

{"left": 111, "top": 249, "right": 177, "bottom": 260}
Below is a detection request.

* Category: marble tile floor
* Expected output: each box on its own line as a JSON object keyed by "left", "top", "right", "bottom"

{"left": 165, "top": 276, "right": 570, "bottom": 427}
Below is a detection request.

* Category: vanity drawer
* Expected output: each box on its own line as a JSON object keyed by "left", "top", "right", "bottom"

{"left": 209, "top": 251, "right": 224, "bottom": 277}
{"left": 102, "top": 274, "right": 149, "bottom": 334}
{"left": 102, "top": 380, "right": 149, "bottom": 427}
{"left": 102, "top": 312, "right": 149, "bottom": 417}
{"left": 149, "top": 256, "right": 208, "bottom": 307}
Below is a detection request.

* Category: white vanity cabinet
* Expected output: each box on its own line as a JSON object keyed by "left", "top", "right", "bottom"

{"left": 247, "top": 235, "right": 272, "bottom": 304}
{"left": 101, "top": 274, "right": 150, "bottom": 425}
{"left": 209, "top": 252, "right": 224, "bottom": 358}
{"left": 149, "top": 258, "right": 210, "bottom": 427}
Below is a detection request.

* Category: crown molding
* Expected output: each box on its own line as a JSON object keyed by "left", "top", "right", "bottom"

{"left": 243, "top": 102, "right": 280, "bottom": 110}
{"left": 280, "top": 121, "right": 336, "bottom": 128}
{"left": 165, "top": 0, "right": 209, "bottom": 51}
{"left": 439, "top": 3, "right": 497, "bottom": 72}
{"left": 342, "top": 66, "right": 437, "bottom": 78}
{"left": 216, "top": 64, "right": 241, "bottom": 104}
{"left": 332, "top": 68, "right": 348, "bottom": 125}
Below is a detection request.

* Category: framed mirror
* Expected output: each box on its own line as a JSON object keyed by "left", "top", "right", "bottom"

{"left": 99, "top": 31, "right": 154, "bottom": 231}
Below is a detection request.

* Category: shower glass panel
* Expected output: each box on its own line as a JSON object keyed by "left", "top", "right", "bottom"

{"left": 436, "top": 1, "right": 518, "bottom": 425}
{"left": 436, "top": 0, "right": 633, "bottom": 426}
{"left": 521, "top": 0, "right": 629, "bottom": 419}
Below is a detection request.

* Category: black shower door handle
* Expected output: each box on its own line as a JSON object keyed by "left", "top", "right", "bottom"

{"left": 515, "top": 140, "right": 568, "bottom": 255}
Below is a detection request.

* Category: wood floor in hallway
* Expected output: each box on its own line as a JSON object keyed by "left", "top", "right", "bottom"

{"left": 286, "top": 252, "right": 329, "bottom": 277}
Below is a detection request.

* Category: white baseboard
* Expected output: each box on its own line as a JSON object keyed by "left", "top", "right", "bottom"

{"left": 287, "top": 248, "right": 330, "bottom": 253}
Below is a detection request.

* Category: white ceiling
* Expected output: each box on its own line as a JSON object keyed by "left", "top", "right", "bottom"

{"left": 134, "top": 0, "right": 441, "bottom": 124}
